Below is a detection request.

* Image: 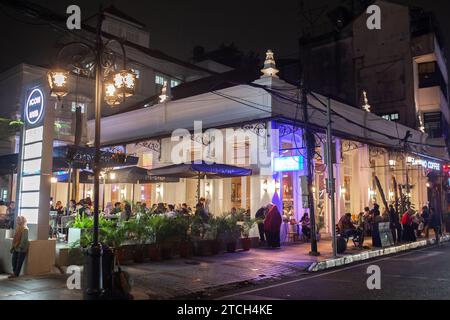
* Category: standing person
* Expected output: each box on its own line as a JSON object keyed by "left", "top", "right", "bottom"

{"left": 264, "top": 204, "right": 282, "bottom": 248}
{"left": 362, "top": 207, "right": 372, "bottom": 236}
{"left": 195, "top": 202, "right": 208, "bottom": 223}
{"left": 371, "top": 204, "right": 382, "bottom": 248}
{"left": 401, "top": 209, "right": 416, "bottom": 242}
{"left": 427, "top": 208, "right": 441, "bottom": 245}
{"left": 388, "top": 205, "right": 400, "bottom": 244}
{"left": 9, "top": 216, "right": 29, "bottom": 278}
{"left": 420, "top": 206, "right": 430, "bottom": 238}
{"left": 255, "top": 205, "right": 267, "bottom": 244}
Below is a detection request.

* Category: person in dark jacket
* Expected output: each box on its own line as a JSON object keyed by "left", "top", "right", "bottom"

{"left": 388, "top": 205, "right": 400, "bottom": 244}
{"left": 427, "top": 208, "right": 441, "bottom": 244}
{"left": 255, "top": 206, "right": 267, "bottom": 243}
{"left": 371, "top": 204, "right": 382, "bottom": 247}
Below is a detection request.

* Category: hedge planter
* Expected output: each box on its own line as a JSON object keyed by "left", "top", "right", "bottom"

{"left": 241, "top": 238, "right": 252, "bottom": 251}
{"left": 147, "top": 244, "right": 161, "bottom": 261}
{"left": 179, "top": 241, "right": 192, "bottom": 258}
{"left": 193, "top": 240, "right": 213, "bottom": 256}
{"left": 211, "top": 239, "right": 222, "bottom": 255}
{"left": 226, "top": 241, "right": 237, "bottom": 253}
{"left": 160, "top": 244, "right": 174, "bottom": 260}
{"left": 133, "top": 245, "right": 146, "bottom": 263}
{"left": 115, "top": 247, "right": 127, "bottom": 265}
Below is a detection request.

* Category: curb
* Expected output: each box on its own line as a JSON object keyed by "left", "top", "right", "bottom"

{"left": 307, "top": 235, "right": 450, "bottom": 272}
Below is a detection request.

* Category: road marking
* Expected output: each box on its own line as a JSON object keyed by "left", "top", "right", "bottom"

{"left": 216, "top": 246, "right": 444, "bottom": 300}
{"left": 390, "top": 251, "right": 441, "bottom": 262}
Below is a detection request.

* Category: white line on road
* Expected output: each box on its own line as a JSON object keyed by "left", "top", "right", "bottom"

{"left": 216, "top": 246, "right": 445, "bottom": 300}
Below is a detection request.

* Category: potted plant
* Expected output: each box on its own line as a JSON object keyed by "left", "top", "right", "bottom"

{"left": 218, "top": 214, "right": 242, "bottom": 253}
{"left": 146, "top": 215, "right": 160, "bottom": 261}
{"left": 175, "top": 216, "right": 192, "bottom": 258}
{"left": 155, "top": 216, "right": 176, "bottom": 259}
{"left": 125, "top": 217, "right": 150, "bottom": 263}
{"left": 191, "top": 215, "right": 213, "bottom": 256}
{"left": 100, "top": 219, "right": 127, "bottom": 265}
{"left": 67, "top": 214, "right": 93, "bottom": 247}
{"left": 241, "top": 218, "right": 256, "bottom": 251}
{"left": 315, "top": 214, "right": 325, "bottom": 242}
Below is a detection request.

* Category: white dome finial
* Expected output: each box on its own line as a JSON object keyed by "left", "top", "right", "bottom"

{"left": 261, "top": 49, "right": 279, "bottom": 78}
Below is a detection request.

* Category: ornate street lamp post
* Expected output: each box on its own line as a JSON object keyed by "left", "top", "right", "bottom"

{"left": 48, "top": 10, "right": 136, "bottom": 299}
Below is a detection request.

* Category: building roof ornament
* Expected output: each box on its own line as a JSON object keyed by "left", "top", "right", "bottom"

{"left": 362, "top": 90, "right": 371, "bottom": 112}
{"left": 159, "top": 81, "right": 170, "bottom": 103}
{"left": 261, "top": 49, "right": 279, "bottom": 78}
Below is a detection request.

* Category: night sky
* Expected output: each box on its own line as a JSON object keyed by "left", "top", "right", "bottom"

{"left": 0, "top": 0, "right": 449, "bottom": 74}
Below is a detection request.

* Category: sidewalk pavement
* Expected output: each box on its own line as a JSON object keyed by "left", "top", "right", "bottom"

{"left": 0, "top": 234, "right": 448, "bottom": 300}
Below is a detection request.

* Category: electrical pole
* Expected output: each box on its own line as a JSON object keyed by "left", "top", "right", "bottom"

{"left": 326, "top": 97, "right": 337, "bottom": 257}
{"left": 302, "top": 82, "right": 320, "bottom": 256}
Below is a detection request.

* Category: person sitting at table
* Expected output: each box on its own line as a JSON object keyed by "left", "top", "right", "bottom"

{"left": 300, "top": 212, "right": 311, "bottom": 240}
{"left": 0, "top": 200, "right": 8, "bottom": 228}
{"left": 7, "top": 201, "right": 16, "bottom": 229}
{"left": 338, "top": 213, "right": 359, "bottom": 240}
{"left": 67, "top": 200, "right": 77, "bottom": 216}
{"left": 165, "top": 204, "right": 177, "bottom": 218}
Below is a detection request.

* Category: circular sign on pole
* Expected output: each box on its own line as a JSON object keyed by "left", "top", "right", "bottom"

{"left": 25, "top": 88, "right": 45, "bottom": 125}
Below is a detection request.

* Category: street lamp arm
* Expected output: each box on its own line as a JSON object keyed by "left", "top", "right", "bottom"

{"left": 104, "top": 39, "right": 128, "bottom": 70}
{"left": 55, "top": 41, "right": 96, "bottom": 67}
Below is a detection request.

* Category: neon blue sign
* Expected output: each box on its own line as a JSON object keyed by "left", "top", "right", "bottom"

{"left": 273, "top": 156, "right": 304, "bottom": 172}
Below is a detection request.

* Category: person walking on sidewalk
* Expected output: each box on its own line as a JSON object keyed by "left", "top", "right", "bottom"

{"left": 9, "top": 216, "right": 29, "bottom": 278}
{"left": 264, "top": 204, "right": 282, "bottom": 248}
{"left": 255, "top": 205, "right": 267, "bottom": 244}
{"left": 427, "top": 208, "right": 441, "bottom": 245}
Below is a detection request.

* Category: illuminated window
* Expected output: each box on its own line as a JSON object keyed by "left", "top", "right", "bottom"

{"left": 155, "top": 74, "right": 165, "bottom": 86}
{"left": 71, "top": 102, "right": 85, "bottom": 113}
{"left": 170, "top": 79, "right": 181, "bottom": 88}
{"left": 380, "top": 112, "right": 399, "bottom": 122}
{"left": 131, "top": 69, "right": 140, "bottom": 79}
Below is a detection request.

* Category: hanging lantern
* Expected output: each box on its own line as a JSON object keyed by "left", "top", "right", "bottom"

{"left": 113, "top": 69, "right": 137, "bottom": 98}
{"left": 104, "top": 77, "right": 121, "bottom": 106}
{"left": 47, "top": 70, "right": 69, "bottom": 98}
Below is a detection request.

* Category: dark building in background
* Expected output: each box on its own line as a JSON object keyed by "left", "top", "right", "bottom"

{"left": 300, "top": 0, "right": 449, "bottom": 157}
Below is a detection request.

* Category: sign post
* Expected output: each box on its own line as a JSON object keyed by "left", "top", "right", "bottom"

{"left": 16, "top": 86, "right": 54, "bottom": 240}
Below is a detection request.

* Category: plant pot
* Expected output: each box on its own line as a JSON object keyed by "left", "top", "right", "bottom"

{"left": 226, "top": 241, "right": 237, "bottom": 253}
{"left": 179, "top": 241, "right": 192, "bottom": 258}
{"left": 241, "top": 238, "right": 252, "bottom": 251}
{"left": 115, "top": 247, "right": 127, "bottom": 265}
{"left": 193, "top": 240, "right": 212, "bottom": 256}
{"left": 148, "top": 244, "right": 161, "bottom": 261}
{"left": 160, "top": 244, "right": 173, "bottom": 260}
{"left": 211, "top": 239, "right": 222, "bottom": 255}
{"left": 133, "top": 246, "right": 145, "bottom": 263}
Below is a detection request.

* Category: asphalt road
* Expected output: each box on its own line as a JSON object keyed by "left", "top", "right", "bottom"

{"left": 213, "top": 242, "right": 450, "bottom": 300}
